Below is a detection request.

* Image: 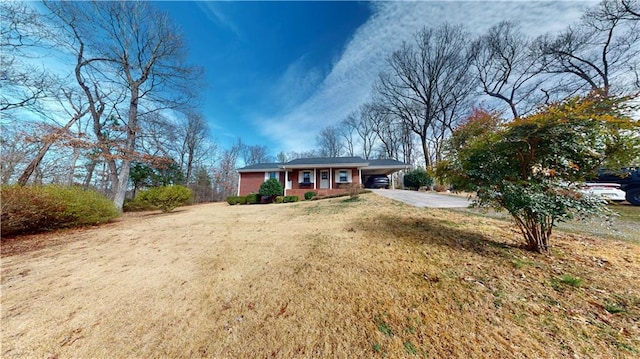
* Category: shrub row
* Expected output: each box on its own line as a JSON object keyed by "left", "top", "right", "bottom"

{"left": 274, "top": 195, "right": 299, "bottom": 203}
{"left": 227, "top": 194, "right": 301, "bottom": 205}
{"left": 304, "top": 191, "right": 317, "bottom": 200}
{"left": 1, "top": 185, "right": 120, "bottom": 237}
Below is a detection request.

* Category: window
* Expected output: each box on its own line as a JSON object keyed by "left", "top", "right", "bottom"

{"left": 338, "top": 170, "right": 348, "bottom": 183}
{"left": 302, "top": 171, "right": 311, "bottom": 183}
{"left": 269, "top": 171, "right": 278, "bottom": 179}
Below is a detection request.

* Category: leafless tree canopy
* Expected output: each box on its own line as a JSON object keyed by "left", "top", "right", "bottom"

{"left": 316, "top": 126, "right": 344, "bottom": 158}
{"left": 471, "top": 21, "right": 547, "bottom": 119}
{"left": 535, "top": 0, "right": 640, "bottom": 96}
{"left": 374, "top": 24, "right": 475, "bottom": 168}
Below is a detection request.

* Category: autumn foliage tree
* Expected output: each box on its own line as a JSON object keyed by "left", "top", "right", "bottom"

{"left": 447, "top": 93, "right": 639, "bottom": 252}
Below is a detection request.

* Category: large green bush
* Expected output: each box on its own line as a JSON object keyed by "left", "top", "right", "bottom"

{"left": 258, "top": 178, "right": 283, "bottom": 201}
{"left": 1, "top": 185, "right": 119, "bottom": 237}
{"left": 304, "top": 191, "right": 317, "bottom": 200}
{"left": 446, "top": 95, "right": 637, "bottom": 252}
{"left": 404, "top": 168, "right": 433, "bottom": 190}
{"left": 137, "top": 185, "right": 192, "bottom": 213}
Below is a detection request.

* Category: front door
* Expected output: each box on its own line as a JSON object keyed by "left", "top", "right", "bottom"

{"left": 320, "top": 170, "right": 329, "bottom": 189}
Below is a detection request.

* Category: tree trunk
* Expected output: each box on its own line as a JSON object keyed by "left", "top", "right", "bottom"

{"left": 67, "top": 146, "right": 81, "bottom": 185}
{"left": 84, "top": 158, "right": 101, "bottom": 189}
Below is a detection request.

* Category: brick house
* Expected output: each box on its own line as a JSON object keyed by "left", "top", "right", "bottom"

{"left": 237, "top": 156, "right": 409, "bottom": 197}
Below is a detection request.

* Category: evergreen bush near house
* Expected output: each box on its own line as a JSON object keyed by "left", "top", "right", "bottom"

{"left": 1, "top": 185, "right": 120, "bottom": 237}
{"left": 304, "top": 191, "right": 317, "bottom": 200}
{"left": 404, "top": 168, "right": 433, "bottom": 190}
{"left": 283, "top": 195, "right": 299, "bottom": 203}
{"left": 274, "top": 196, "right": 284, "bottom": 204}
{"left": 137, "top": 185, "right": 192, "bottom": 213}
{"left": 245, "top": 193, "right": 260, "bottom": 204}
{"left": 258, "top": 178, "right": 284, "bottom": 201}
{"left": 226, "top": 196, "right": 244, "bottom": 205}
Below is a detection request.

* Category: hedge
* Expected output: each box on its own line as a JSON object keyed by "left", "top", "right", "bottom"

{"left": 1, "top": 185, "right": 120, "bottom": 237}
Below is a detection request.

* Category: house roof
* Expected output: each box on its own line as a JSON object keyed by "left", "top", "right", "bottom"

{"left": 237, "top": 157, "right": 410, "bottom": 172}
{"left": 237, "top": 162, "right": 283, "bottom": 172}
{"left": 283, "top": 156, "right": 368, "bottom": 168}
{"left": 365, "top": 159, "right": 408, "bottom": 169}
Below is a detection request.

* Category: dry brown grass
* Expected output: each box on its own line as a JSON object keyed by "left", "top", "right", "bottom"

{"left": 1, "top": 194, "right": 639, "bottom": 358}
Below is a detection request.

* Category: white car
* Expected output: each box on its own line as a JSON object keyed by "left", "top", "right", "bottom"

{"left": 579, "top": 183, "right": 627, "bottom": 202}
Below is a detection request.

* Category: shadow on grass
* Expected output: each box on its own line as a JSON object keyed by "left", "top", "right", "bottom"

{"left": 353, "top": 213, "right": 521, "bottom": 259}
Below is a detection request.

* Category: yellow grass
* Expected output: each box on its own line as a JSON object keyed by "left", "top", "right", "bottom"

{"left": 1, "top": 193, "right": 639, "bottom": 358}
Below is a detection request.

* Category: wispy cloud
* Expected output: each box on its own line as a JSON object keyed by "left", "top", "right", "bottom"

{"left": 258, "top": 1, "right": 595, "bottom": 152}
{"left": 196, "top": 2, "right": 242, "bottom": 39}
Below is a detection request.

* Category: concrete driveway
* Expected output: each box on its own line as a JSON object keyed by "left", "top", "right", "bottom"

{"left": 370, "top": 189, "right": 473, "bottom": 208}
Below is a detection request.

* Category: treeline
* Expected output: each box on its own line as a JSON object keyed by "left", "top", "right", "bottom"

{"left": 1, "top": 2, "right": 228, "bottom": 208}
{"left": 1, "top": 1, "right": 638, "bottom": 211}
{"left": 314, "top": 0, "right": 639, "bottom": 168}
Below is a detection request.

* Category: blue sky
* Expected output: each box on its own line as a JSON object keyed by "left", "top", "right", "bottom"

{"left": 154, "top": 1, "right": 595, "bottom": 155}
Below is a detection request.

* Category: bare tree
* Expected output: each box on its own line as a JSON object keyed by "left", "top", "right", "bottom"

{"left": 353, "top": 104, "right": 379, "bottom": 160}
{"left": 471, "top": 21, "right": 546, "bottom": 119}
{"left": 375, "top": 24, "right": 474, "bottom": 168}
{"left": 0, "top": 1, "right": 53, "bottom": 112}
{"left": 16, "top": 88, "right": 90, "bottom": 185}
{"left": 45, "top": 1, "right": 199, "bottom": 210}
{"left": 316, "top": 125, "right": 343, "bottom": 157}
{"left": 535, "top": 0, "right": 640, "bottom": 96}
{"left": 241, "top": 144, "right": 272, "bottom": 166}
{"left": 180, "top": 111, "right": 208, "bottom": 183}
{"left": 339, "top": 113, "right": 357, "bottom": 157}
{"left": 212, "top": 140, "right": 242, "bottom": 201}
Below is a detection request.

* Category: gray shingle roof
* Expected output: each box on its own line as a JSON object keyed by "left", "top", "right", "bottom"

{"left": 237, "top": 162, "right": 283, "bottom": 172}
{"left": 284, "top": 156, "right": 367, "bottom": 166}
{"left": 366, "top": 159, "right": 407, "bottom": 167}
{"left": 237, "top": 157, "right": 409, "bottom": 171}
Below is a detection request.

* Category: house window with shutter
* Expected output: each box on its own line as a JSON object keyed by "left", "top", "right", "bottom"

{"left": 338, "top": 170, "right": 349, "bottom": 183}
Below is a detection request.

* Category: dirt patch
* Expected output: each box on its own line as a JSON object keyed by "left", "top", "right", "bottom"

{"left": 2, "top": 195, "right": 639, "bottom": 358}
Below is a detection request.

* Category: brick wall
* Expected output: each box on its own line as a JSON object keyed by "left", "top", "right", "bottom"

{"left": 239, "top": 172, "right": 287, "bottom": 196}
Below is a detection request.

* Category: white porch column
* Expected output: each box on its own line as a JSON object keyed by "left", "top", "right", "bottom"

{"left": 284, "top": 168, "right": 288, "bottom": 196}
{"left": 358, "top": 169, "right": 362, "bottom": 185}
{"left": 313, "top": 168, "right": 317, "bottom": 190}
{"left": 329, "top": 168, "right": 332, "bottom": 190}
{"left": 237, "top": 172, "right": 241, "bottom": 196}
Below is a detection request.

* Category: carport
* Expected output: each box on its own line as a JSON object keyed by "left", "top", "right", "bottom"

{"left": 360, "top": 159, "right": 410, "bottom": 189}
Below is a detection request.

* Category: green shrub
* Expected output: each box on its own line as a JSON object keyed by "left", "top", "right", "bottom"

{"left": 1, "top": 185, "right": 119, "bottom": 237}
{"left": 259, "top": 178, "right": 283, "bottom": 200}
{"left": 283, "top": 195, "right": 299, "bottom": 203}
{"left": 226, "top": 196, "right": 248, "bottom": 205}
{"left": 245, "top": 193, "right": 260, "bottom": 204}
{"left": 274, "top": 196, "right": 284, "bottom": 204}
{"left": 138, "top": 185, "right": 192, "bottom": 213}
{"left": 123, "top": 198, "right": 157, "bottom": 212}
{"left": 404, "top": 168, "right": 433, "bottom": 190}
{"left": 304, "top": 191, "right": 317, "bottom": 200}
